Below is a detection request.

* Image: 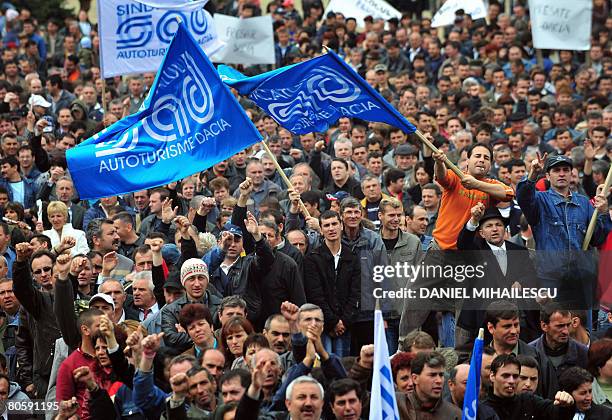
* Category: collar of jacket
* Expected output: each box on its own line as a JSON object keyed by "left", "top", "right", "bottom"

{"left": 545, "top": 188, "right": 581, "bottom": 207}
{"left": 408, "top": 390, "right": 446, "bottom": 413}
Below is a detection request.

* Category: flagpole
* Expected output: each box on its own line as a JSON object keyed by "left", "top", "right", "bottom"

{"left": 582, "top": 163, "right": 612, "bottom": 250}
{"left": 260, "top": 141, "right": 312, "bottom": 218}
{"left": 320, "top": 46, "right": 464, "bottom": 180}
{"left": 413, "top": 129, "right": 465, "bottom": 180}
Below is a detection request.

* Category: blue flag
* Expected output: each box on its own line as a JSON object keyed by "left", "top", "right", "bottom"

{"left": 67, "top": 22, "right": 261, "bottom": 200}
{"left": 218, "top": 51, "right": 417, "bottom": 135}
{"left": 369, "top": 308, "right": 400, "bottom": 420}
{"left": 462, "top": 333, "right": 484, "bottom": 420}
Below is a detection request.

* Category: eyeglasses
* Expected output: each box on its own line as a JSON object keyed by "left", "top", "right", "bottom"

{"left": 33, "top": 266, "right": 52, "bottom": 275}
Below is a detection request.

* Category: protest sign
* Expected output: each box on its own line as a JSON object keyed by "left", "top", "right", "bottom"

{"left": 211, "top": 14, "right": 274, "bottom": 65}
{"left": 98, "top": 0, "right": 223, "bottom": 78}
{"left": 323, "top": 0, "right": 401, "bottom": 26}
{"left": 530, "top": 0, "right": 592, "bottom": 50}
{"left": 431, "top": 0, "right": 487, "bottom": 27}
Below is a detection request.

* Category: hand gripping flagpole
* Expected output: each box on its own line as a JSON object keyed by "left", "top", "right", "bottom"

{"left": 582, "top": 162, "right": 612, "bottom": 250}
{"left": 260, "top": 141, "right": 311, "bottom": 219}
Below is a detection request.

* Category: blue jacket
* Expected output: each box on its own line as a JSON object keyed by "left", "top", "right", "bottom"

{"left": 133, "top": 370, "right": 167, "bottom": 419}
{"left": 0, "top": 177, "right": 37, "bottom": 209}
{"left": 516, "top": 179, "right": 610, "bottom": 280}
{"left": 516, "top": 179, "right": 609, "bottom": 252}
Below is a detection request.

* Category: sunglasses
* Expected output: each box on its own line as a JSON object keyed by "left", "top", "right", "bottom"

{"left": 33, "top": 266, "right": 52, "bottom": 275}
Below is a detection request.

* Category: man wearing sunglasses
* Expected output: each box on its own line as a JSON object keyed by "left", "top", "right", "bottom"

{"left": 12, "top": 243, "right": 67, "bottom": 400}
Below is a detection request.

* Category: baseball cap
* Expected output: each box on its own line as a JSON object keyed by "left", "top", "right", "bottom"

{"left": 28, "top": 94, "right": 51, "bottom": 109}
{"left": 326, "top": 191, "right": 349, "bottom": 202}
{"left": 545, "top": 155, "right": 573, "bottom": 171}
{"left": 374, "top": 64, "right": 388, "bottom": 73}
{"left": 89, "top": 293, "right": 115, "bottom": 310}
{"left": 223, "top": 222, "right": 243, "bottom": 237}
{"left": 507, "top": 112, "right": 529, "bottom": 123}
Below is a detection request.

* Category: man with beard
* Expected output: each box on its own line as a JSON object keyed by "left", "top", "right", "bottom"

{"left": 482, "top": 354, "right": 576, "bottom": 419}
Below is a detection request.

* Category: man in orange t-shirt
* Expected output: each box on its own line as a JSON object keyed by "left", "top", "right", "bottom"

{"left": 432, "top": 143, "right": 515, "bottom": 249}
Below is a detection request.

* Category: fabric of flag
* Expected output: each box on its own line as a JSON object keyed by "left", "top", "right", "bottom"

{"left": 218, "top": 50, "right": 417, "bottom": 135}
{"left": 67, "top": 21, "right": 261, "bottom": 200}
{"left": 369, "top": 308, "right": 400, "bottom": 420}
{"left": 462, "top": 333, "right": 484, "bottom": 420}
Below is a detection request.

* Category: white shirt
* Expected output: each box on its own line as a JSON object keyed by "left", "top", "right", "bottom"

{"left": 333, "top": 245, "right": 342, "bottom": 270}
{"left": 486, "top": 241, "right": 507, "bottom": 253}
{"left": 221, "top": 257, "right": 239, "bottom": 275}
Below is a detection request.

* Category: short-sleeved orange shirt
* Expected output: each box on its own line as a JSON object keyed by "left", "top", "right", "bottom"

{"left": 433, "top": 169, "right": 515, "bottom": 250}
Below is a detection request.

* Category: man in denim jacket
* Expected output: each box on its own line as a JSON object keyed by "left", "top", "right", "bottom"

{"left": 516, "top": 154, "right": 610, "bottom": 310}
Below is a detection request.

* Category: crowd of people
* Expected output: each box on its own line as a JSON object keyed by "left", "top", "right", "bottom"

{"left": 0, "top": 0, "right": 609, "bottom": 418}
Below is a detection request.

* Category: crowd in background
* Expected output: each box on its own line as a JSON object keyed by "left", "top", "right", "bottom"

{"left": 0, "top": 0, "right": 609, "bottom": 418}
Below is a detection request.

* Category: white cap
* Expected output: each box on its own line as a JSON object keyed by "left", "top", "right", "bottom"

{"left": 28, "top": 94, "right": 52, "bottom": 108}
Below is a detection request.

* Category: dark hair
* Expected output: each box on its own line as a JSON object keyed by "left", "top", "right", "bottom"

{"left": 540, "top": 302, "right": 571, "bottom": 324}
{"left": 300, "top": 191, "right": 320, "bottom": 206}
{"left": 502, "top": 158, "right": 526, "bottom": 172}
{"left": 485, "top": 300, "right": 519, "bottom": 327}
{"left": 466, "top": 143, "right": 492, "bottom": 159}
{"left": 587, "top": 339, "right": 612, "bottom": 377}
{"left": 242, "top": 333, "right": 270, "bottom": 355}
{"left": 210, "top": 177, "right": 230, "bottom": 192}
{"left": 219, "top": 368, "right": 251, "bottom": 389}
{"left": 391, "top": 352, "right": 414, "bottom": 381}
{"left": 384, "top": 168, "right": 405, "bottom": 187}
{"left": 319, "top": 210, "right": 341, "bottom": 224}
{"left": 48, "top": 74, "right": 63, "bottom": 89}
{"left": 4, "top": 202, "right": 23, "bottom": 221}
{"left": 221, "top": 317, "right": 254, "bottom": 357}
{"left": 30, "top": 234, "right": 52, "bottom": 249}
{"left": 29, "top": 249, "right": 56, "bottom": 268}
{"left": 421, "top": 183, "right": 441, "bottom": 196}
{"left": 78, "top": 308, "right": 104, "bottom": 330}
{"left": 517, "top": 355, "right": 539, "bottom": 374}
{"left": 328, "top": 378, "right": 363, "bottom": 404}
{"left": 112, "top": 211, "right": 135, "bottom": 227}
{"left": 558, "top": 367, "right": 594, "bottom": 393}
{"left": 411, "top": 351, "right": 446, "bottom": 375}
{"left": 490, "top": 353, "right": 520, "bottom": 375}
{"left": 0, "top": 155, "right": 19, "bottom": 171}
{"left": 331, "top": 158, "right": 349, "bottom": 171}
{"left": 179, "top": 303, "right": 214, "bottom": 331}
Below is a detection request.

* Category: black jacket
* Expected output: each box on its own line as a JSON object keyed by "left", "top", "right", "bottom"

{"left": 304, "top": 242, "right": 361, "bottom": 333}
{"left": 529, "top": 335, "right": 589, "bottom": 378}
{"left": 481, "top": 391, "right": 574, "bottom": 420}
{"left": 12, "top": 260, "right": 61, "bottom": 397}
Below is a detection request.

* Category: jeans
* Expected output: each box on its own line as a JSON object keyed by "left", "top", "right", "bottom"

{"left": 385, "top": 318, "right": 400, "bottom": 355}
{"left": 438, "top": 311, "right": 455, "bottom": 348}
{"left": 322, "top": 332, "right": 351, "bottom": 358}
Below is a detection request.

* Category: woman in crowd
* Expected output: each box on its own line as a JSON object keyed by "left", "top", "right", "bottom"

{"left": 587, "top": 338, "right": 612, "bottom": 407}
{"left": 391, "top": 352, "right": 415, "bottom": 396}
{"left": 42, "top": 201, "right": 89, "bottom": 255}
{"left": 179, "top": 303, "right": 218, "bottom": 358}
{"left": 221, "top": 316, "right": 254, "bottom": 368}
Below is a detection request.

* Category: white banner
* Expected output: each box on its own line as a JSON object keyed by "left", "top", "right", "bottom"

{"left": 323, "top": 0, "right": 401, "bottom": 27}
{"left": 98, "top": 0, "right": 224, "bottom": 78}
{"left": 530, "top": 0, "right": 592, "bottom": 50}
{"left": 431, "top": 0, "right": 487, "bottom": 27}
{"left": 211, "top": 14, "right": 274, "bottom": 65}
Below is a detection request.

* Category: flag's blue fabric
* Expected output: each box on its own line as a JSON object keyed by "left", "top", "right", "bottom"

{"left": 67, "top": 22, "right": 261, "bottom": 200}
{"left": 369, "top": 308, "right": 400, "bottom": 420}
{"left": 462, "top": 334, "right": 484, "bottom": 420}
{"left": 218, "top": 50, "right": 417, "bottom": 135}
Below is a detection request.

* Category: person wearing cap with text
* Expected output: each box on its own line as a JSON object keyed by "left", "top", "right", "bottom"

{"left": 516, "top": 154, "right": 610, "bottom": 310}
{"left": 161, "top": 258, "right": 222, "bottom": 353}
